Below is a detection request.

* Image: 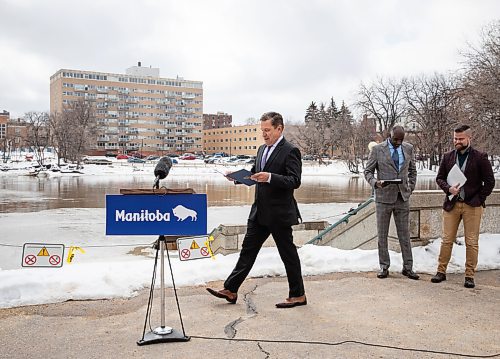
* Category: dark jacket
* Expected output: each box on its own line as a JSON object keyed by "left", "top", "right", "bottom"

{"left": 436, "top": 147, "right": 495, "bottom": 211}
{"left": 249, "top": 137, "right": 302, "bottom": 227}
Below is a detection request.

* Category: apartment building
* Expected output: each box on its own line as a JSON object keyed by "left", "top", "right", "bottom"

{"left": 50, "top": 63, "right": 203, "bottom": 155}
{"left": 203, "top": 124, "right": 261, "bottom": 156}
{"left": 203, "top": 111, "right": 232, "bottom": 129}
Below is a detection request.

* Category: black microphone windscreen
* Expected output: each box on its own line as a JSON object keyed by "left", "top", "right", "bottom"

{"left": 154, "top": 157, "right": 173, "bottom": 179}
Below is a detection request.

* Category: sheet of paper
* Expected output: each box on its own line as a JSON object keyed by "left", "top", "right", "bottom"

{"left": 447, "top": 164, "right": 467, "bottom": 200}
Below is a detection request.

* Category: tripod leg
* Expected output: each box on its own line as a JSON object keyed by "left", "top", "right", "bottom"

{"left": 140, "top": 240, "right": 160, "bottom": 341}
{"left": 166, "top": 245, "right": 187, "bottom": 337}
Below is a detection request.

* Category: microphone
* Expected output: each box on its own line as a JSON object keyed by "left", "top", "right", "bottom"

{"left": 153, "top": 156, "right": 173, "bottom": 188}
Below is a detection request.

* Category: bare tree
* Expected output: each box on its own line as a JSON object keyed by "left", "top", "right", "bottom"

{"left": 24, "top": 111, "right": 51, "bottom": 166}
{"left": 49, "top": 111, "right": 71, "bottom": 165}
{"left": 460, "top": 21, "right": 500, "bottom": 157}
{"left": 403, "top": 74, "right": 460, "bottom": 168}
{"left": 54, "top": 99, "right": 99, "bottom": 164}
{"left": 244, "top": 117, "right": 259, "bottom": 125}
{"left": 357, "top": 77, "right": 407, "bottom": 137}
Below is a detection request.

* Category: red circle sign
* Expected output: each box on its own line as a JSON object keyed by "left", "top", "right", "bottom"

{"left": 25, "top": 255, "right": 37, "bottom": 265}
{"left": 49, "top": 255, "right": 61, "bottom": 266}
{"left": 200, "top": 247, "right": 209, "bottom": 256}
{"left": 181, "top": 249, "right": 191, "bottom": 259}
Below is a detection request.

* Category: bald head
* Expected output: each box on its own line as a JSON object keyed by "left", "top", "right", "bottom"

{"left": 389, "top": 126, "right": 405, "bottom": 148}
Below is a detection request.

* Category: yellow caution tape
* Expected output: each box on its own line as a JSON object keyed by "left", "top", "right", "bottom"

{"left": 204, "top": 235, "right": 216, "bottom": 260}
{"left": 66, "top": 246, "right": 86, "bottom": 264}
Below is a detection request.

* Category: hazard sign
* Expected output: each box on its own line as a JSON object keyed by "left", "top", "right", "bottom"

{"left": 22, "top": 243, "right": 65, "bottom": 268}
{"left": 177, "top": 236, "right": 211, "bottom": 261}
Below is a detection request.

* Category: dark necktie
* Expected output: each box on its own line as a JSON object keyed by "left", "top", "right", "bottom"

{"left": 261, "top": 146, "right": 271, "bottom": 169}
{"left": 392, "top": 148, "right": 399, "bottom": 171}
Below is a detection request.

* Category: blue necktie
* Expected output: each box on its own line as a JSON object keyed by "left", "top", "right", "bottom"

{"left": 392, "top": 148, "right": 399, "bottom": 171}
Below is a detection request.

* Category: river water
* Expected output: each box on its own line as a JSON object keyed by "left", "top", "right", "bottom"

{"left": 0, "top": 174, "right": 446, "bottom": 213}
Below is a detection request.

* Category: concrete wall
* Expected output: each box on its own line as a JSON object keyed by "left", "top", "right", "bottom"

{"left": 320, "top": 189, "right": 500, "bottom": 251}
{"left": 208, "top": 189, "right": 500, "bottom": 254}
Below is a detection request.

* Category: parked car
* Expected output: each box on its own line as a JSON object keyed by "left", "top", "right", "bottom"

{"left": 116, "top": 154, "right": 129, "bottom": 160}
{"left": 180, "top": 153, "right": 196, "bottom": 160}
{"left": 128, "top": 157, "right": 146, "bottom": 163}
{"left": 105, "top": 153, "right": 117, "bottom": 157}
{"left": 128, "top": 152, "right": 146, "bottom": 159}
{"left": 146, "top": 155, "right": 160, "bottom": 161}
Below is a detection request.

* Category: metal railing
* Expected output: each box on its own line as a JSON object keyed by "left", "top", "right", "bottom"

{"left": 306, "top": 197, "right": 374, "bottom": 245}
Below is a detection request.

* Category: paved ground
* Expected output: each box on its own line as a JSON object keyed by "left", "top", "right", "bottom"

{"left": 0, "top": 270, "right": 499, "bottom": 359}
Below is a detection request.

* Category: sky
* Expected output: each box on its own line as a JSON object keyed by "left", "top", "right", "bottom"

{"left": 0, "top": 0, "right": 499, "bottom": 124}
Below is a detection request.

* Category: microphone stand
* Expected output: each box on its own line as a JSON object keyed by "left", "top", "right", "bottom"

{"left": 137, "top": 180, "right": 190, "bottom": 345}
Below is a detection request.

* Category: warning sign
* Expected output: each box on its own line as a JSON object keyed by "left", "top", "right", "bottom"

{"left": 38, "top": 247, "right": 50, "bottom": 256}
{"left": 22, "top": 243, "right": 65, "bottom": 268}
{"left": 177, "top": 236, "right": 211, "bottom": 261}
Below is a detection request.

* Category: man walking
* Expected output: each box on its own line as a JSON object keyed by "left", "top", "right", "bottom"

{"left": 364, "top": 126, "right": 419, "bottom": 280}
{"left": 431, "top": 125, "right": 495, "bottom": 288}
{"left": 207, "top": 112, "right": 306, "bottom": 308}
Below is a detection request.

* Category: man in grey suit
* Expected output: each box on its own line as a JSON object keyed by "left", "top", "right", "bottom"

{"left": 364, "top": 126, "right": 419, "bottom": 280}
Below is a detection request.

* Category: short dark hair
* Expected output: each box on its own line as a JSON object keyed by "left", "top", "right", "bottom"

{"left": 454, "top": 124, "right": 471, "bottom": 133}
{"left": 260, "top": 112, "right": 284, "bottom": 128}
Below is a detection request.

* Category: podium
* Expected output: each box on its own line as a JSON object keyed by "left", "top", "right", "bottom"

{"left": 107, "top": 188, "right": 207, "bottom": 346}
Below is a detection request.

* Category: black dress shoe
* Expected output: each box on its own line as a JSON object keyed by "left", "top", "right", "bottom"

{"left": 431, "top": 272, "right": 446, "bottom": 283}
{"left": 276, "top": 295, "right": 307, "bottom": 308}
{"left": 377, "top": 269, "right": 389, "bottom": 278}
{"left": 464, "top": 277, "right": 475, "bottom": 288}
{"left": 402, "top": 269, "right": 420, "bottom": 280}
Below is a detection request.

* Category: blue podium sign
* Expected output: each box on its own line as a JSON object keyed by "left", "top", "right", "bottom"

{"left": 106, "top": 194, "right": 207, "bottom": 235}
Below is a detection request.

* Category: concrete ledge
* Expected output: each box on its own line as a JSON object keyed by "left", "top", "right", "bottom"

{"left": 210, "top": 221, "right": 328, "bottom": 255}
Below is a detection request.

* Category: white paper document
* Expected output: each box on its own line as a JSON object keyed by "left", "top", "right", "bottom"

{"left": 446, "top": 164, "right": 467, "bottom": 200}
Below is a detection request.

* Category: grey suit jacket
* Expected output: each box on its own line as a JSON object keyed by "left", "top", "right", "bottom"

{"left": 364, "top": 140, "right": 417, "bottom": 204}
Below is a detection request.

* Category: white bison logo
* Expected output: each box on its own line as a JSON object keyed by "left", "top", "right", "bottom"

{"left": 172, "top": 205, "right": 198, "bottom": 221}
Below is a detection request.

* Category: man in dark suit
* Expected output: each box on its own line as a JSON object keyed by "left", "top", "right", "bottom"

{"left": 364, "top": 126, "right": 419, "bottom": 280}
{"left": 431, "top": 124, "right": 495, "bottom": 288}
{"left": 207, "top": 112, "right": 306, "bottom": 308}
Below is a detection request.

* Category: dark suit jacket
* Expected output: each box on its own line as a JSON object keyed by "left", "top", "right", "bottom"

{"left": 436, "top": 147, "right": 495, "bottom": 211}
{"left": 248, "top": 137, "right": 302, "bottom": 227}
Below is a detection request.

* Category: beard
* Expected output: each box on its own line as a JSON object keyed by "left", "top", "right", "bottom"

{"left": 455, "top": 141, "right": 469, "bottom": 151}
